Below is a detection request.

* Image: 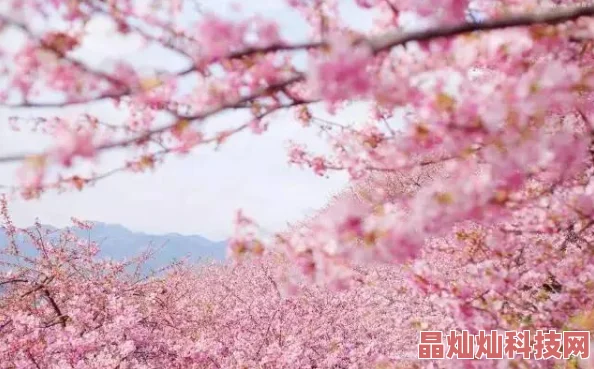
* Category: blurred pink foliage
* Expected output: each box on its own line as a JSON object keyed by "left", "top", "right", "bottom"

{"left": 2, "top": 0, "right": 594, "bottom": 367}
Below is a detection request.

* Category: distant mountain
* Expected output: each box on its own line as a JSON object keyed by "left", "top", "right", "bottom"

{"left": 0, "top": 222, "right": 227, "bottom": 271}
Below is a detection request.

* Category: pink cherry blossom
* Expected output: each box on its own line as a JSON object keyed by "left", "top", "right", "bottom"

{"left": 309, "top": 36, "right": 373, "bottom": 107}
{"left": 196, "top": 15, "right": 247, "bottom": 61}
{"left": 51, "top": 126, "right": 97, "bottom": 167}
{"left": 4, "top": 2, "right": 594, "bottom": 368}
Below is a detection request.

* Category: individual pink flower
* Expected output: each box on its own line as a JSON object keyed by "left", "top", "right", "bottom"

{"left": 309, "top": 36, "right": 373, "bottom": 105}
{"left": 249, "top": 119, "right": 267, "bottom": 134}
{"left": 396, "top": 0, "right": 469, "bottom": 23}
{"left": 295, "top": 250, "right": 316, "bottom": 277}
{"left": 574, "top": 193, "right": 594, "bottom": 217}
{"left": 51, "top": 126, "right": 96, "bottom": 167}
{"left": 176, "top": 129, "right": 203, "bottom": 153}
{"left": 379, "top": 227, "right": 423, "bottom": 263}
{"left": 354, "top": 0, "right": 378, "bottom": 9}
{"left": 288, "top": 143, "right": 307, "bottom": 165}
{"left": 255, "top": 20, "right": 282, "bottom": 47}
{"left": 336, "top": 215, "right": 364, "bottom": 241}
{"left": 16, "top": 156, "right": 46, "bottom": 199}
{"left": 310, "top": 156, "right": 328, "bottom": 176}
{"left": 196, "top": 15, "right": 246, "bottom": 60}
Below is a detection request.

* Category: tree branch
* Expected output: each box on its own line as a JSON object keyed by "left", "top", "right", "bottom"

{"left": 0, "top": 75, "right": 310, "bottom": 164}
{"left": 0, "top": 278, "right": 29, "bottom": 286}
{"left": 1, "top": 5, "right": 593, "bottom": 165}
{"left": 226, "top": 4, "right": 594, "bottom": 58}
{"left": 0, "top": 14, "right": 128, "bottom": 89}
{"left": 383, "top": 0, "right": 399, "bottom": 18}
{"left": 42, "top": 288, "right": 68, "bottom": 328}
{"left": 27, "top": 351, "right": 42, "bottom": 369}
{"left": 2, "top": 4, "right": 591, "bottom": 107}
{"left": 0, "top": 13, "right": 198, "bottom": 108}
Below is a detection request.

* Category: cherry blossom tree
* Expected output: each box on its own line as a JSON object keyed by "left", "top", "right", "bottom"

{"left": 0, "top": 197, "right": 206, "bottom": 368}
{"left": 0, "top": 197, "right": 450, "bottom": 368}
{"left": 3, "top": 0, "right": 594, "bottom": 368}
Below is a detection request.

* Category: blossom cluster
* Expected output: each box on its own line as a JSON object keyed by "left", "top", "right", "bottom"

{"left": 418, "top": 330, "right": 590, "bottom": 360}
{"left": 2, "top": 1, "right": 594, "bottom": 368}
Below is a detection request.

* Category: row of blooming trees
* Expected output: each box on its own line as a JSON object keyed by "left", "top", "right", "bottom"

{"left": 3, "top": 169, "right": 593, "bottom": 368}
{"left": 0, "top": 197, "right": 447, "bottom": 368}
{"left": 3, "top": 0, "right": 594, "bottom": 368}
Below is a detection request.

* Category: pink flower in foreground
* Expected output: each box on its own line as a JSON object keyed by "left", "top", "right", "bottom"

{"left": 309, "top": 36, "right": 373, "bottom": 105}
{"left": 196, "top": 15, "right": 246, "bottom": 60}
{"left": 176, "top": 129, "right": 203, "bottom": 153}
{"left": 398, "top": 0, "right": 469, "bottom": 23}
{"left": 575, "top": 193, "right": 594, "bottom": 217}
{"left": 337, "top": 215, "right": 364, "bottom": 241}
{"left": 249, "top": 119, "right": 267, "bottom": 134}
{"left": 379, "top": 227, "right": 423, "bottom": 263}
{"left": 51, "top": 127, "right": 96, "bottom": 167}
{"left": 16, "top": 156, "right": 46, "bottom": 199}
{"left": 310, "top": 156, "right": 328, "bottom": 176}
{"left": 288, "top": 143, "right": 307, "bottom": 165}
{"left": 255, "top": 19, "right": 281, "bottom": 47}
{"left": 295, "top": 250, "right": 316, "bottom": 277}
{"left": 354, "top": 0, "right": 377, "bottom": 9}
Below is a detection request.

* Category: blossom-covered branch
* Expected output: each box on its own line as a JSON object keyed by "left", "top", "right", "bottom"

{"left": 1, "top": 3, "right": 594, "bottom": 168}
{"left": 4, "top": 2, "right": 594, "bottom": 368}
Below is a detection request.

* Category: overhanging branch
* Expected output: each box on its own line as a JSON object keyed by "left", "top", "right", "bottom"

{"left": 1, "top": 5, "right": 594, "bottom": 165}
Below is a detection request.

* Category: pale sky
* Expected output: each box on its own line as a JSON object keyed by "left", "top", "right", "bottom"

{"left": 0, "top": 1, "right": 382, "bottom": 241}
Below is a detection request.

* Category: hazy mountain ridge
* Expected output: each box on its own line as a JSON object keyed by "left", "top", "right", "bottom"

{"left": 0, "top": 222, "right": 227, "bottom": 269}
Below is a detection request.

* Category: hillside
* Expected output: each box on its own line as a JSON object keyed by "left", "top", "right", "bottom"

{"left": 0, "top": 222, "right": 227, "bottom": 271}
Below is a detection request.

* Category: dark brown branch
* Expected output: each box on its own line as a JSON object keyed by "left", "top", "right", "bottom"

{"left": 20, "top": 284, "right": 45, "bottom": 298}
{"left": 20, "top": 275, "right": 54, "bottom": 298}
{"left": 27, "top": 351, "right": 41, "bottom": 369}
{"left": 0, "top": 319, "right": 11, "bottom": 331}
{"left": 226, "top": 5, "right": 594, "bottom": 58}
{"left": 383, "top": 0, "right": 399, "bottom": 18}
{"left": 43, "top": 289, "right": 68, "bottom": 328}
{"left": 368, "top": 5, "right": 594, "bottom": 52}
{"left": 0, "top": 278, "right": 28, "bottom": 286}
